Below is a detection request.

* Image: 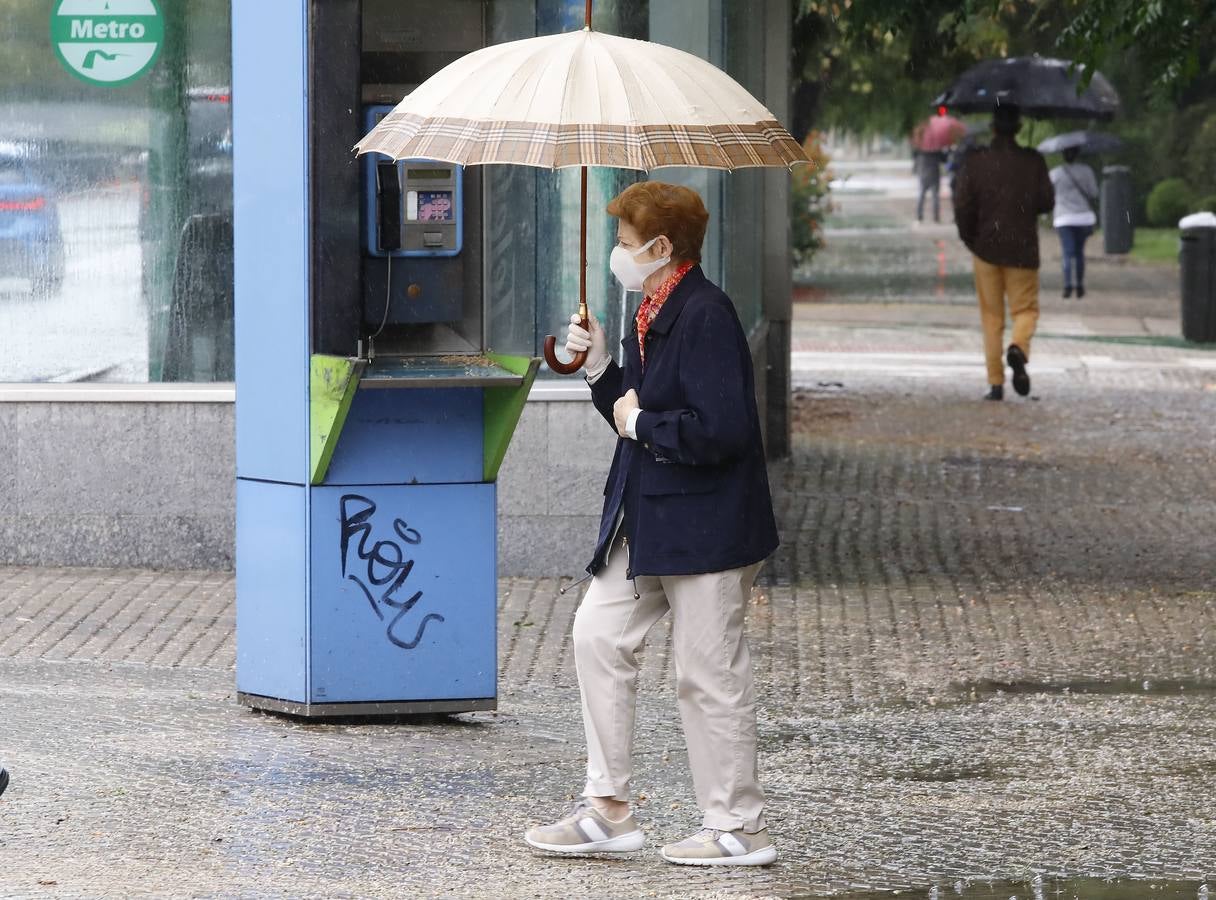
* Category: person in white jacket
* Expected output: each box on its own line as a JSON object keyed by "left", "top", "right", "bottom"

{"left": 1049, "top": 147, "right": 1100, "bottom": 298}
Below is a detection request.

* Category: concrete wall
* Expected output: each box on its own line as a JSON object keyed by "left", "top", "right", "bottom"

{"left": 0, "top": 399, "right": 235, "bottom": 568}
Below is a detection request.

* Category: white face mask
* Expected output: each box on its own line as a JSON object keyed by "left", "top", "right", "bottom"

{"left": 609, "top": 237, "right": 670, "bottom": 292}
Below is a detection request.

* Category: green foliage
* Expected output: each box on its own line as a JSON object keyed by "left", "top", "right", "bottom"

{"left": 1195, "top": 194, "right": 1216, "bottom": 215}
{"left": 1184, "top": 114, "right": 1216, "bottom": 196}
{"left": 1055, "top": 0, "right": 1216, "bottom": 96}
{"left": 1145, "top": 178, "right": 1192, "bottom": 227}
{"left": 791, "top": 132, "right": 832, "bottom": 268}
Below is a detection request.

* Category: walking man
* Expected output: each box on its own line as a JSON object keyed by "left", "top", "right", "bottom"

{"left": 953, "top": 104, "right": 1054, "bottom": 400}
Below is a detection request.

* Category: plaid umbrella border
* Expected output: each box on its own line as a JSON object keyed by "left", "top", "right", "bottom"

{"left": 355, "top": 112, "right": 810, "bottom": 171}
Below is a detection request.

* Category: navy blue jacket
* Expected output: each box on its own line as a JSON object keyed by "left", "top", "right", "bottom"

{"left": 587, "top": 265, "right": 779, "bottom": 577}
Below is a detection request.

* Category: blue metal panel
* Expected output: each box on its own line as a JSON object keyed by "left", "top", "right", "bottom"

{"left": 232, "top": 0, "right": 310, "bottom": 485}
{"left": 236, "top": 479, "right": 309, "bottom": 702}
{"left": 321, "top": 388, "right": 485, "bottom": 486}
{"left": 308, "top": 483, "right": 497, "bottom": 702}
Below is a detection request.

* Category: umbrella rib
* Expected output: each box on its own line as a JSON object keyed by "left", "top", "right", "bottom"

{"left": 482, "top": 42, "right": 550, "bottom": 126}
{"left": 552, "top": 31, "right": 590, "bottom": 168}
{"left": 528, "top": 34, "right": 586, "bottom": 125}
{"left": 606, "top": 43, "right": 706, "bottom": 168}
{"left": 600, "top": 36, "right": 654, "bottom": 170}
{"left": 656, "top": 50, "right": 751, "bottom": 168}
{"left": 413, "top": 39, "right": 524, "bottom": 121}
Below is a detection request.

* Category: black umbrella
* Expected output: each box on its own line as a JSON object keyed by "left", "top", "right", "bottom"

{"left": 933, "top": 57, "right": 1120, "bottom": 121}
{"left": 1036, "top": 130, "right": 1123, "bottom": 155}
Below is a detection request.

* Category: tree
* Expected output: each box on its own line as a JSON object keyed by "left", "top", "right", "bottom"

{"left": 792, "top": 0, "right": 1216, "bottom": 141}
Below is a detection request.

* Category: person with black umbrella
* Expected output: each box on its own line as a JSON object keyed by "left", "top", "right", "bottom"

{"left": 953, "top": 104, "right": 1054, "bottom": 401}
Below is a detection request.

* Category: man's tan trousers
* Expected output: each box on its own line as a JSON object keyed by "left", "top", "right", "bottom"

{"left": 572, "top": 532, "right": 766, "bottom": 833}
{"left": 973, "top": 256, "right": 1040, "bottom": 385}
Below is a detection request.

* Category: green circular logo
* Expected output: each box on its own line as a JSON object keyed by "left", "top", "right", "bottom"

{"left": 51, "top": 0, "right": 164, "bottom": 87}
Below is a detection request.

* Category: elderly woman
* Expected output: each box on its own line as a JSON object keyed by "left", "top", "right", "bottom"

{"left": 523, "top": 181, "right": 780, "bottom": 866}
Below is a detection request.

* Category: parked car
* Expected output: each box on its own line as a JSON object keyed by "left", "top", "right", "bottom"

{"left": 0, "top": 150, "right": 65, "bottom": 296}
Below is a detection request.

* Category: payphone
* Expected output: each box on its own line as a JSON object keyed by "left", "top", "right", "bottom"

{"left": 233, "top": 0, "right": 537, "bottom": 718}
{"left": 363, "top": 106, "right": 465, "bottom": 325}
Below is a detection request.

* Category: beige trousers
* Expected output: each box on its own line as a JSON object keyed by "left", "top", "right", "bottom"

{"left": 572, "top": 533, "right": 766, "bottom": 832}
{"left": 973, "top": 255, "right": 1040, "bottom": 385}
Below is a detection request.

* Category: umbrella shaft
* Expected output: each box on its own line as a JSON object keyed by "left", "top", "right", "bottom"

{"left": 585, "top": 0, "right": 592, "bottom": 28}
{"left": 580, "top": 165, "right": 587, "bottom": 314}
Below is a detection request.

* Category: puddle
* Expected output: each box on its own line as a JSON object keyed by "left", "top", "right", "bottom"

{"left": 959, "top": 678, "right": 1216, "bottom": 699}
{"left": 821, "top": 877, "right": 1210, "bottom": 899}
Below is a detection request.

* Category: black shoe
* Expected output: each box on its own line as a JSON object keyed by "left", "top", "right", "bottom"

{"left": 1076, "top": 284, "right": 1085, "bottom": 299}
{"left": 984, "top": 385, "right": 1004, "bottom": 401}
{"left": 1006, "top": 344, "right": 1030, "bottom": 396}
{"left": 0, "top": 768, "right": 8, "bottom": 797}
{"left": 1063, "top": 285, "right": 1073, "bottom": 298}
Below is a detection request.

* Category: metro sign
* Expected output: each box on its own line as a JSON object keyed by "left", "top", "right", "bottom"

{"left": 51, "top": 0, "right": 164, "bottom": 87}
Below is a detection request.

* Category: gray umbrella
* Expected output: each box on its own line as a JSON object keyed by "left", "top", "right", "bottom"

{"left": 1037, "top": 130, "right": 1123, "bottom": 155}
{"left": 933, "top": 57, "right": 1120, "bottom": 120}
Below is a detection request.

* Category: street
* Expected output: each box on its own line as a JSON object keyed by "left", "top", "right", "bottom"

{"left": 1, "top": 163, "right": 1214, "bottom": 898}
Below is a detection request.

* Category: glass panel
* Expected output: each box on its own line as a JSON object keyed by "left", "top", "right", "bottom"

{"left": 0, "top": 0, "right": 233, "bottom": 383}
{"left": 529, "top": 0, "right": 646, "bottom": 375}
{"left": 447, "top": 0, "right": 765, "bottom": 367}
{"left": 648, "top": 0, "right": 724, "bottom": 287}
{"left": 483, "top": 1, "right": 539, "bottom": 358}
{"left": 483, "top": 0, "right": 646, "bottom": 371}
{"left": 722, "top": 0, "right": 766, "bottom": 335}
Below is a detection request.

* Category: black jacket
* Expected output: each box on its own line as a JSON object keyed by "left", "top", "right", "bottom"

{"left": 953, "top": 135, "right": 1054, "bottom": 269}
{"left": 587, "top": 266, "right": 779, "bottom": 577}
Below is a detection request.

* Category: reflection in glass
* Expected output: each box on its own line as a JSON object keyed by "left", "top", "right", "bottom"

{"left": 0, "top": 0, "right": 232, "bottom": 384}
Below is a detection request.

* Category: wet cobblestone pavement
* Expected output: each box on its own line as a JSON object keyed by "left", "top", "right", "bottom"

{"left": 2, "top": 173, "right": 1215, "bottom": 898}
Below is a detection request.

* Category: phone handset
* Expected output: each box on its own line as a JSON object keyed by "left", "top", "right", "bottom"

{"left": 375, "top": 162, "right": 402, "bottom": 252}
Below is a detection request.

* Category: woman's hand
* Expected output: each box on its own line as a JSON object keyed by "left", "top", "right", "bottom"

{"left": 613, "top": 389, "right": 639, "bottom": 438}
{"left": 566, "top": 313, "right": 609, "bottom": 378}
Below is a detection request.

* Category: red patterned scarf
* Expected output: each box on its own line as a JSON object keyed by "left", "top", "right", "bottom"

{"left": 635, "top": 261, "right": 694, "bottom": 366}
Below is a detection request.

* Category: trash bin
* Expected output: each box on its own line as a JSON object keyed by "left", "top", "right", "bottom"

{"left": 1180, "top": 212, "right": 1216, "bottom": 343}
{"left": 1100, "top": 165, "right": 1134, "bottom": 254}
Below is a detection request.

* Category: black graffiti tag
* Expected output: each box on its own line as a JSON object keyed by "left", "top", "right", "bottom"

{"left": 339, "top": 494, "right": 445, "bottom": 649}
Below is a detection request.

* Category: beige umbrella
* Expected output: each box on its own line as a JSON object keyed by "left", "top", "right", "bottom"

{"left": 356, "top": 3, "right": 809, "bottom": 374}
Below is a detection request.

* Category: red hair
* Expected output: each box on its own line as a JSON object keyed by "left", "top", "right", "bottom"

{"left": 607, "top": 181, "right": 709, "bottom": 262}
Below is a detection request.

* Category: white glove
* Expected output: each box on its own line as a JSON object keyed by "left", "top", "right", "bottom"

{"left": 566, "top": 312, "right": 610, "bottom": 380}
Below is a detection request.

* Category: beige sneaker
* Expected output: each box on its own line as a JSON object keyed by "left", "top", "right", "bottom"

{"left": 660, "top": 827, "right": 777, "bottom": 866}
{"left": 524, "top": 800, "right": 645, "bottom": 854}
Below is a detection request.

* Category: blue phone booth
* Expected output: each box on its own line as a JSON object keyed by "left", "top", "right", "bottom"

{"left": 232, "top": 1, "right": 537, "bottom": 716}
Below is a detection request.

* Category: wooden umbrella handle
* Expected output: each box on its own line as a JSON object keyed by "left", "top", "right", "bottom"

{"left": 544, "top": 327, "right": 588, "bottom": 375}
